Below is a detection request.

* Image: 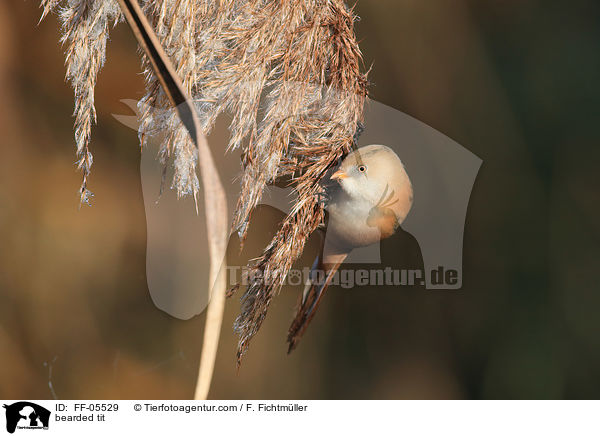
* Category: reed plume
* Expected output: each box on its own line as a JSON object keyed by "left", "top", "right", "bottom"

{"left": 40, "top": 0, "right": 368, "bottom": 364}
{"left": 41, "top": 0, "right": 121, "bottom": 204}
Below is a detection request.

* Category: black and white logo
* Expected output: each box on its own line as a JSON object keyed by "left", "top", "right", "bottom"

{"left": 3, "top": 402, "right": 50, "bottom": 434}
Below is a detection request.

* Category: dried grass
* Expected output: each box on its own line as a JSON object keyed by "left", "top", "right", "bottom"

{"left": 40, "top": 0, "right": 367, "bottom": 365}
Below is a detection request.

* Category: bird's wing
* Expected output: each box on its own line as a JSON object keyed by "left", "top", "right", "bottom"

{"left": 287, "top": 248, "right": 348, "bottom": 353}
{"left": 366, "top": 184, "right": 401, "bottom": 238}
{"left": 366, "top": 207, "right": 399, "bottom": 239}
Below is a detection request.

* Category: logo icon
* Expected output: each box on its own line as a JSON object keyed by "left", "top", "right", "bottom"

{"left": 3, "top": 402, "right": 50, "bottom": 434}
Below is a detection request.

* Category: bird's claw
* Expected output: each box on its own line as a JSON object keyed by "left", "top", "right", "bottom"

{"left": 315, "top": 191, "right": 330, "bottom": 206}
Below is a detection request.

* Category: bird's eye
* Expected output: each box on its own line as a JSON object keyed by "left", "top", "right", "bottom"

{"left": 358, "top": 165, "right": 367, "bottom": 172}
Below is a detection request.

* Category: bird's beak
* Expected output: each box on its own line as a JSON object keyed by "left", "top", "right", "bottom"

{"left": 331, "top": 169, "right": 348, "bottom": 181}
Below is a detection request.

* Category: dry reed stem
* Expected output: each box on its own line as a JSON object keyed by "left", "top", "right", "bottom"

{"left": 113, "top": 0, "right": 228, "bottom": 400}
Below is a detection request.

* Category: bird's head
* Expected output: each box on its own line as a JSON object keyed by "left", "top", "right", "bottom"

{"left": 330, "top": 144, "right": 412, "bottom": 208}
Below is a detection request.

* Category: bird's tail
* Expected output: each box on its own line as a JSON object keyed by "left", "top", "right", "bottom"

{"left": 287, "top": 252, "right": 347, "bottom": 353}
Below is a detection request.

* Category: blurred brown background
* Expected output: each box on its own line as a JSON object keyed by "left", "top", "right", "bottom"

{"left": 1, "top": 0, "right": 599, "bottom": 399}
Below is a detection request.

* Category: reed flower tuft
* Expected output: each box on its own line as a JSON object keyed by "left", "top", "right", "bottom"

{"left": 41, "top": 0, "right": 368, "bottom": 361}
